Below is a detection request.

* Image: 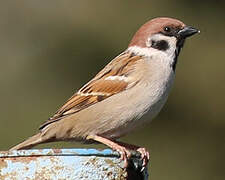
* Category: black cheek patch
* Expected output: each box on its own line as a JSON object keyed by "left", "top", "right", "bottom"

{"left": 151, "top": 40, "right": 169, "bottom": 51}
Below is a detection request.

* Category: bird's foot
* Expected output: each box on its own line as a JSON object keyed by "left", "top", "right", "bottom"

{"left": 111, "top": 143, "right": 132, "bottom": 168}
{"left": 86, "top": 135, "right": 132, "bottom": 168}
{"left": 116, "top": 141, "right": 150, "bottom": 169}
{"left": 137, "top": 147, "right": 150, "bottom": 168}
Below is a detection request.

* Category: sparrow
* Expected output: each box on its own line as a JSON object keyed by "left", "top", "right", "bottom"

{"left": 10, "top": 17, "right": 199, "bottom": 168}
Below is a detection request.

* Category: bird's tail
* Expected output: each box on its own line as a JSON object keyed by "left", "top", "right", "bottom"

{"left": 9, "top": 133, "right": 43, "bottom": 151}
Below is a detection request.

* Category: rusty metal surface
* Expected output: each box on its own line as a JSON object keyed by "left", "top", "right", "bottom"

{"left": 0, "top": 149, "right": 148, "bottom": 180}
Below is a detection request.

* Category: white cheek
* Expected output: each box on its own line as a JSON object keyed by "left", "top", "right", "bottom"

{"left": 146, "top": 34, "right": 177, "bottom": 58}
{"left": 146, "top": 37, "right": 152, "bottom": 48}
{"left": 165, "top": 37, "right": 177, "bottom": 58}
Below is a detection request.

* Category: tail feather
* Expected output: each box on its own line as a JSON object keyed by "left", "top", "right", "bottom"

{"left": 9, "top": 133, "right": 43, "bottom": 151}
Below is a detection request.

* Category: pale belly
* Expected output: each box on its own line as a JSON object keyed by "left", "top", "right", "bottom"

{"left": 94, "top": 72, "right": 175, "bottom": 139}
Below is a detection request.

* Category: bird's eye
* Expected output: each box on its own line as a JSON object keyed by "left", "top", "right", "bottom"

{"left": 164, "top": 26, "right": 171, "bottom": 32}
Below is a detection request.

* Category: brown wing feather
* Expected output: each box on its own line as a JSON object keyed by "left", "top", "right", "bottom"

{"left": 54, "top": 79, "right": 128, "bottom": 117}
{"left": 39, "top": 52, "right": 142, "bottom": 130}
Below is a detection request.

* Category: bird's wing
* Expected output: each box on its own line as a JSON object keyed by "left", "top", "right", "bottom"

{"left": 39, "top": 52, "right": 142, "bottom": 130}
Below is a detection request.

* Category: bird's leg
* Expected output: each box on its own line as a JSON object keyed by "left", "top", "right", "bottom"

{"left": 115, "top": 141, "right": 150, "bottom": 167}
{"left": 86, "top": 135, "right": 131, "bottom": 168}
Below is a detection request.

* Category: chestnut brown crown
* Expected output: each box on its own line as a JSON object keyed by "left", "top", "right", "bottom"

{"left": 128, "top": 17, "right": 186, "bottom": 48}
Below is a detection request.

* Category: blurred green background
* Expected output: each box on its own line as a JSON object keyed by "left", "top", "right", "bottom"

{"left": 0, "top": 1, "right": 225, "bottom": 179}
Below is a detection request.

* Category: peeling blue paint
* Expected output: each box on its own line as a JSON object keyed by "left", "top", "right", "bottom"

{"left": 0, "top": 149, "right": 148, "bottom": 180}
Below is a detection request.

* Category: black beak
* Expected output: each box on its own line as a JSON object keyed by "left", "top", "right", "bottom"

{"left": 178, "top": 26, "right": 200, "bottom": 38}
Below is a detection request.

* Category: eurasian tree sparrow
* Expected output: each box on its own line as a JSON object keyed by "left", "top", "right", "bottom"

{"left": 10, "top": 17, "right": 199, "bottom": 168}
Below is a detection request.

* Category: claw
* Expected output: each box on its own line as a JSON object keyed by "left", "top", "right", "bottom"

{"left": 137, "top": 147, "right": 150, "bottom": 167}
{"left": 114, "top": 145, "right": 131, "bottom": 168}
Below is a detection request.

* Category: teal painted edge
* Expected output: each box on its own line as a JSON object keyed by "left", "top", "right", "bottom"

{"left": 0, "top": 149, "right": 140, "bottom": 158}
